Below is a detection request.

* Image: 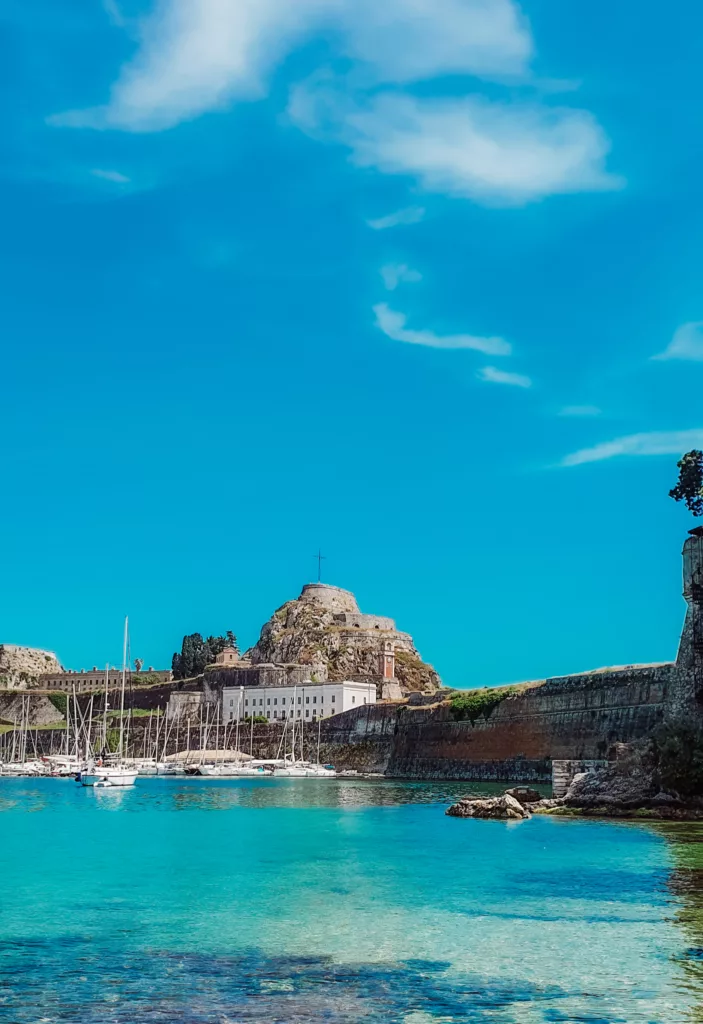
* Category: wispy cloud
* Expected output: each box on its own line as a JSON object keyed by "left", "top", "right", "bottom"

{"left": 477, "top": 365, "right": 531, "bottom": 388}
{"left": 298, "top": 90, "right": 622, "bottom": 205}
{"left": 561, "top": 429, "right": 703, "bottom": 468}
{"left": 374, "top": 303, "right": 510, "bottom": 355}
{"left": 653, "top": 321, "right": 703, "bottom": 362}
{"left": 558, "top": 404, "right": 602, "bottom": 417}
{"left": 102, "top": 0, "right": 125, "bottom": 27}
{"left": 91, "top": 168, "right": 130, "bottom": 183}
{"left": 52, "top": 0, "right": 533, "bottom": 132}
{"left": 380, "top": 264, "right": 422, "bottom": 290}
{"left": 366, "top": 207, "right": 425, "bottom": 231}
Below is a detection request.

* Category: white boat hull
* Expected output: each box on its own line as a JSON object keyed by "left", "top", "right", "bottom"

{"left": 80, "top": 769, "right": 138, "bottom": 787}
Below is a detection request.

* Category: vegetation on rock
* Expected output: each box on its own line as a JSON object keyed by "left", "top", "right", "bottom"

{"left": 449, "top": 685, "right": 525, "bottom": 723}
{"left": 670, "top": 450, "right": 703, "bottom": 517}
{"left": 48, "top": 693, "right": 67, "bottom": 717}
{"left": 652, "top": 721, "right": 703, "bottom": 798}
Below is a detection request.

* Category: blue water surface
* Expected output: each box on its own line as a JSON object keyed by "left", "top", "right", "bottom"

{"left": 0, "top": 777, "right": 699, "bottom": 1023}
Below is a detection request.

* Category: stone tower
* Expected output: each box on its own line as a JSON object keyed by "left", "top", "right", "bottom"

{"left": 380, "top": 640, "right": 395, "bottom": 681}
{"left": 672, "top": 526, "right": 703, "bottom": 716}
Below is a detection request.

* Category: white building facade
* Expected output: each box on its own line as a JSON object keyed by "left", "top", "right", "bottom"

{"left": 222, "top": 681, "right": 376, "bottom": 723}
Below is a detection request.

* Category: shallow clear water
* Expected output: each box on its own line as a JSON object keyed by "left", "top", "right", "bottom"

{"left": 0, "top": 777, "right": 701, "bottom": 1023}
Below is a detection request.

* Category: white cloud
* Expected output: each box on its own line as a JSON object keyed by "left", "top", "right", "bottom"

{"left": 338, "top": 92, "right": 621, "bottom": 205}
{"left": 341, "top": 0, "right": 532, "bottom": 82}
{"left": 558, "top": 404, "right": 602, "bottom": 417}
{"left": 366, "top": 206, "right": 425, "bottom": 231}
{"left": 91, "top": 168, "right": 131, "bottom": 183}
{"left": 561, "top": 430, "right": 703, "bottom": 468}
{"left": 53, "top": 0, "right": 330, "bottom": 132}
{"left": 51, "top": 0, "right": 619, "bottom": 209}
{"left": 653, "top": 321, "right": 703, "bottom": 362}
{"left": 380, "top": 263, "right": 422, "bottom": 290}
{"left": 374, "top": 303, "right": 510, "bottom": 355}
{"left": 51, "top": 0, "right": 532, "bottom": 132}
{"left": 477, "top": 365, "right": 531, "bottom": 387}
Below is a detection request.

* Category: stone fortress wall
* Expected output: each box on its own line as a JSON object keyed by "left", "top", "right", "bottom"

{"left": 7, "top": 532, "right": 703, "bottom": 782}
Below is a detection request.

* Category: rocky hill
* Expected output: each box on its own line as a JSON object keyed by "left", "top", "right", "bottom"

{"left": 0, "top": 645, "right": 62, "bottom": 690}
{"left": 245, "top": 583, "right": 440, "bottom": 695}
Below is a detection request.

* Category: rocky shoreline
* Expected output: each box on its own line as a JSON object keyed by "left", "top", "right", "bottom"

{"left": 446, "top": 760, "right": 703, "bottom": 822}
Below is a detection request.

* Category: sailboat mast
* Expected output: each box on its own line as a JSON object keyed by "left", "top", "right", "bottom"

{"left": 118, "top": 616, "right": 128, "bottom": 760}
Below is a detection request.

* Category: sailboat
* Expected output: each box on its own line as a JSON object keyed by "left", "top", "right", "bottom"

{"left": 79, "top": 618, "right": 138, "bottom": 788}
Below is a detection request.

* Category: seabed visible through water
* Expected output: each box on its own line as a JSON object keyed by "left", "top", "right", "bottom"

{"left": 0, "top": 776, "right": 701, "bottom": 1023}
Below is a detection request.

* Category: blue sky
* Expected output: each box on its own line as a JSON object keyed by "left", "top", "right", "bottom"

{"left": 2, "top": 0, "right": 703, "bottom": 686}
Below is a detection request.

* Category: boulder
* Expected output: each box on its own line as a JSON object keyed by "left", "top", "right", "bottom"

{"left": 504, "top": 786, "right": 542, "bottom": 805}
{"left": 446, "top": 794, "right": 530, "bottom": 820}
{"left": 564, "top": 763, "right": 658, "bottom": 809}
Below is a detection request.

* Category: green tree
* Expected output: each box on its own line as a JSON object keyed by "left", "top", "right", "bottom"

{"left": 172, "top": 631, "right": 239, "bottom": 679}
{"left": 670, "top": 450, "right": 703, "bottom": 516}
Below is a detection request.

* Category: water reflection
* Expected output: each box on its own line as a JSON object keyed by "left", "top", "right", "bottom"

{"left": 0, "top": 776, "right": 552, "bottom": 814}
{"left": 652, "top": 823, "right": 703, "bottom": 1022}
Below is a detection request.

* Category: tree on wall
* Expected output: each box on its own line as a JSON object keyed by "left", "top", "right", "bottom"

{"left": 670, "top": 450, "right": 703, "bottom": 517}
{"left": 172, "top": 631, "right": 239, "bottom": 679}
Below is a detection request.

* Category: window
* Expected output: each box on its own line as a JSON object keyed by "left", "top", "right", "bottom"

{"left": 364, "top": 698, "right": 367, "bottom": 704}
{"left": 306, "top": 710, "right": 309, "bottom": 717}
{"left": 312, "top": 696, "right": 316, "bottom": 704}
{"left": 320, "top": 696, "right": 323, "bottom": 703}
{"left": 267, "top": 698, "right": 271, "bottom": 705}
{"left": 245, "top": 699, "right": 248, "bottom": 706}
{"left": 274, "top": 698, "right": 277, "bottom": 705}
{"left": 352, "top": 696, "right": 356, "bottom": 703}
{"left": 297, "top": 710, "right": 301, "bottom": 717}
{"left": 298, "top": 696, "right": 301, "bottom": 705}
{"left": 282, "top": 697, "right": 286, "bottom": 705}
{"left": 259, "top": 699, "right": 263, "bottom": 706}
{"left": 306, "top": 696, "right": 309, "bottom": 704}
{"left": 229, "top": 700, "right": 233, "bottom": 706}
{"left": 331, "top": 695, "right": 336, "bottom": 703}
{"left": 273, "top": 711, "right": 277, "bottom": 719}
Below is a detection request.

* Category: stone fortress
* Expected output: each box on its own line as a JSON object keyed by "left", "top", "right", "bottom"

{"left": 202, "top": 581, "right": 440, "bottom": 703}
{"left": 5, "top": 531, "right": 703, "bottom": 781}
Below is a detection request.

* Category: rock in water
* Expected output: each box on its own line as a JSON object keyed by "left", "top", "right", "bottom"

{"left": 446, "top": 794, "right": 530, "bottom": 820}
{"left": 504, "top": 787, "right": 542, "bottom": 806}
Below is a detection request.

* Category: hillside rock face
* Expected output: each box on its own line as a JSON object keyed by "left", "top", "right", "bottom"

{"left": 245, "top": 583, "right": 440, "bottom": 695}
{"left": 0, "top": 692, "right": 64, "bottom": 726}
{"left": 0, "top": 645, "right": 62, "bottom": 690}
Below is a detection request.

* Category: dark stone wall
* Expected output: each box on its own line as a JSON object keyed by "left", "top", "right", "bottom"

{"left": 18, "top": 662, "right": 672, "bottom": 781}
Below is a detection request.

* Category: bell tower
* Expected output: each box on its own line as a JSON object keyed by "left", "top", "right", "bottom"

{"left": 380, "top": 640, "right": 395, "bottom": 680}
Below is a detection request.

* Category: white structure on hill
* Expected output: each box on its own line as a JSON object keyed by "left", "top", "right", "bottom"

{"left": 222, "top": 681, "right": 376, "bottom": 722}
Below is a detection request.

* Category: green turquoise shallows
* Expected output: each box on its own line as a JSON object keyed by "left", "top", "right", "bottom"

{"left": 0, "top": 777, "right": 700, "bottom": 1023}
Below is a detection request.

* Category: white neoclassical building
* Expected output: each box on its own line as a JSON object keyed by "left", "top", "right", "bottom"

{"left": 222, "top": 681, "right": 376, "bottom": 723}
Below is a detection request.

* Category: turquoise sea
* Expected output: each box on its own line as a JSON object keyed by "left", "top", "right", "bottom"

{"left": 1, "top": 777, "right": 702, "bottom": 1023}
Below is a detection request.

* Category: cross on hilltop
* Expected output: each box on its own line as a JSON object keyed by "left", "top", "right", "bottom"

{"left": 314, "top": 549, "right": 326, "bottom": 583}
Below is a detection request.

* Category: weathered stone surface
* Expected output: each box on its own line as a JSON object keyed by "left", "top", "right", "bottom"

{"left": 504, "top": 786, "right": 542, "bottom": 805}
{"left": 446, "top": 794, "right": 530, "bottom": 819}
{"left": 0, "top": 693, "right": 64, "bottom": 726}
{"left": 563, "top": 761, "right": 659, "bottom": 809}
{"left": 0, "top": 645, "right": 62, "bottom": 690}
{"left": 245, "top": 583, "right": 440, "bottom": 695}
